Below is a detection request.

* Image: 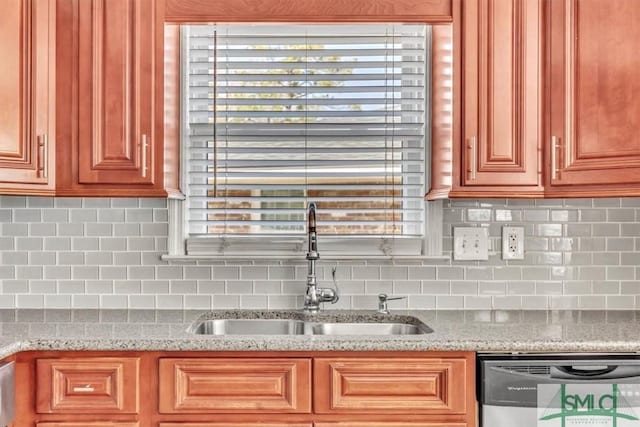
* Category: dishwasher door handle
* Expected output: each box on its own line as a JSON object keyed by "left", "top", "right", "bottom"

{"left": 555, "top": 365, "right": 618, "bottom": 377}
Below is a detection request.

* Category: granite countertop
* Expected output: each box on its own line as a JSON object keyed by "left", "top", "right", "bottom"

{"left": 2, "top": 309, "right": 640, "bottom": 358}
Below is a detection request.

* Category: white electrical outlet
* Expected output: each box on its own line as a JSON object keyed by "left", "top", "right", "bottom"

{"left": 502, "top": 226, "right": 525, "bottom": 260}
{"left": 453, "top": 227, "right": 489, "bottom": 260}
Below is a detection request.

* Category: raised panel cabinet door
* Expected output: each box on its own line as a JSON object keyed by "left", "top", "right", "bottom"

{"left": 36, "top": 357, "right": 140, "bottom": 414}
{"left": 314, "top": 358, "right": 467, "bottom": 415}
{"left": 315, "top": 424, "right": 467, "bottom": 427}
{"left": 0, "top": 0, "right": 55, "bottom": 192}
{"left": 77, "top": 0, "right": 156, "bottom": 185}
{"left": 548, "top": 0, "right": 640, "bottom": 190}
{"left": 159, "top": 424, "right": 312, "bottom": 427}
{"left": 461, "top": 0, "right": 542, "bottom": 189}
{"left": 37, "top": 424, "right": 139, "bottom": 427}
{"left": 158, "top": 358, "right": 312, "bottom": 414}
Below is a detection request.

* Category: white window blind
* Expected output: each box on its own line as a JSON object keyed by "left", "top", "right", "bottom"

{"left": 183, "top": 23, "right": 429, "bottom": 257}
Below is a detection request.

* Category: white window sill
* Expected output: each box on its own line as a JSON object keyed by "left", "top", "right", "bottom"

{"left": 160, "top": 254, "right": 450, "bottom": 262}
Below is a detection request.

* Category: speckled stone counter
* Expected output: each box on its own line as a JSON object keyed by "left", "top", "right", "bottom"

{"left": 2, "top": 309, "right": 640, "bottom": 358}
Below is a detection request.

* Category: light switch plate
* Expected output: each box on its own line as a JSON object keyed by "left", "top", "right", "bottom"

{"left": 453, "top": 227, "right": 489, "bottom": 260}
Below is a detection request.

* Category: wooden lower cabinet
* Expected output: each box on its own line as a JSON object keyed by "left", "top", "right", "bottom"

{"left": 36, "top": 357, "right": 140, "bottom": 414}
{"left": 315, "top": 424, "right": 467, "bottom": 427}
{"left": 159, "top": 424, "right": 312, "bottom": 427}
{"left": 314, "top": 358, "right": 467, "bottom": 415}
{"left": 36, "top": 424, "right": 139, "bottom": 427}
{"left": 158, "top": 358, "right": 312, "bottom": 414}
{"left": 18, "top": 351, "right": 475, "bottom": 427}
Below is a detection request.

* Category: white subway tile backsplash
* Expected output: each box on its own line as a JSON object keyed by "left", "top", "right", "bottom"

{"left": 128, "top": 295, "right": 156, "bottom": 309}
{"left": 213, "top": 294, "right": 240, "bottom": 309}
{"left": 16, "top": 266, "right": 43, "bottom": 280}
{"left": 407, "top": 295, "right": 435, "bottom": 309}
{"left": 6, "top": 196, "right": 640, "bottom": 309}
{"left": 100, "top": 295, "right": 129, "bottom": 309}
{"left": 170, "top": 281, "right": 197, "bottom": 294}
{"left": 85, "top": 280, "right": 113, "bottom": 294}
{"left": 72, "top": 295, "right": 99, "bottom": 308}
{"left": 45, "top": 295, "right": 71, "bottom": 309}
{"left": 16, "top": 294, "right": 43, "bottom": 308}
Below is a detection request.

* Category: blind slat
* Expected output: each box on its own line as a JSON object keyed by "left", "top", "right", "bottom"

{"left": 185, "top": 23, "right": 427, "bottom": 240}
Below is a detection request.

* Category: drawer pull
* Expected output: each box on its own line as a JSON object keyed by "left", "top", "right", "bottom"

{"left": 73, "top": 385, "right": 95, "bottom": 392}
{"left": 141, "top": 134, "right": 149, "bottom": 178}
{"left": 38, "top": 134, "right": 48, "bottom": 179}
{"left": 551, "top": 135, "right": 558, "bottom": 180}
{"left": 468, "top": 136, "right": 477, "bottom": 180}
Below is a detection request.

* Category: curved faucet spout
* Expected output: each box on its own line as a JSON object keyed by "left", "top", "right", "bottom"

{"left": 303, "top": 202, "right": 338, "bottom": 312}
{"left": 306, "top": 203, "right": 319, "bottom": 261}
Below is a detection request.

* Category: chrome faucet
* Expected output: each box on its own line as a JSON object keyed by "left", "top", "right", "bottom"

{"left": 303, "top": 203, "right": 339, "bottom": 312}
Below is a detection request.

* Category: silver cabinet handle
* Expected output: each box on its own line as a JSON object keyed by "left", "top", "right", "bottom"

{"left": 468, "top": 136, "right": 477, "bottom": 180}
{"left": 141, "top": 134, "right": 149, "bottom": 178}
{"left": 72, "top": 384, "right": 95, "bottom": 393}
{"left": 551, "top": 136, "right": 559, "bottom": 180}
{"left": 38, "top": 134, "right": 48, "bottom": 179}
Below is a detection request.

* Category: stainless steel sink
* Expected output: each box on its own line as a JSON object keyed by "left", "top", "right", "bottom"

{"left": 307, "top": 322, "right": 427, "bottom": 335}
{"left": 190, "top": 319, "right": 306, "bottom": 335}
{"left": 190, "top": 317, "right": 432, "bottom": 336}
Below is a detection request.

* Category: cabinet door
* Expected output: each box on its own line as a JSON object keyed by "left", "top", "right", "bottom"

{"left": 459, "top": 0, "right": 542, "bottom": 194}
{"left": 0, "top": 0, "right": 55, "bottom": 193}
{"left": 77, "top": 0, "right": 156, "bottom": 185}
{"left": 314, "top": 358, "right": 467, "bottom": 415}
{"left": 37, "top": 424, "right": 139, "bottom": 427}
{"left": 36, "top": 357, "right": 140, "bottom": 414}
{"left": 159, "top": 424, "right": 312, "bottom": 427}
{"left": 315, "top": 424, "right": 466, "bottom": 427}
{"left": 159, "top": 358, "right": 312, "bottom": 414}
{"left": 548, "top": 0, "right": 640, "bottom": 193}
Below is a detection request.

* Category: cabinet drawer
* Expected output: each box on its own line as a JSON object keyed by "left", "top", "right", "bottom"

{"left": 314, "top": 358, "right": 467, "bottom": 414}
{"left": 37, "top": 424, "right": 139, "bottom": 427}
{"left": 159, "top": 424, "right": 312, "bottom": 427}
{"left": 315, "top": 424, "right": 467, "bottom": 427}
{"left": 316, "top": 424, "right": 467, "bottom": 427}
{"left": 159, "top": 358, "right": 311, "bottom": 414}
{"left": 36, "top": 357, "right": 140, "bottom": 414}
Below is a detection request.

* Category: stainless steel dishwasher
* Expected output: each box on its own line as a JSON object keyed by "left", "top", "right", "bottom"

{"left": 479, "top": 353, "right": 640, "bottom": 427}
{"left": 0, "top": 362, "right": 14, "bottom": 426}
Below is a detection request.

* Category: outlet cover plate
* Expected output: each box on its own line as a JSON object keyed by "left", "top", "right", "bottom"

{"left": 453, "top": 227, "right": 489, "bottom": 261}
{"left": 502, "top": 226, "right": 525, "bottom": 260}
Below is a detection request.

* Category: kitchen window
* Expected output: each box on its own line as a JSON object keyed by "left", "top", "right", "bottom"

{"left": 169, "top": 23, "right": 442, "bottom": 259}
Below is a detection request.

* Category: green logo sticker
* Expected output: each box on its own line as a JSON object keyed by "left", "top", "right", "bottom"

{"left": 538, "top": 384, "right": 640, "bottom": 426}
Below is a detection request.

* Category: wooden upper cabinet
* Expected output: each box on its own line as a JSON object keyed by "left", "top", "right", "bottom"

{"left": 0, "top": 0, "right": 55, "bottom": 194}
{"left": 55, "top": 0, "right": 166, "bottom": 196}
{"left": 548, "top": 0, "right": 640, "bottom": 195}
{"left": 77, "top": 0, "right": 156, "bottom": 186}
{"left": 456, "top": 0, "right": 542, "bottom": 196}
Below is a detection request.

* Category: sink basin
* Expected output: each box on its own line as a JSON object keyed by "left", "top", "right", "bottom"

{"left": 191, "top": 319, "right": 306, "bottom": 335}
{"left": 189, "top": 317, "right": 432, "bottom": 336}
{"left": 307, "top": 322, "right": 427, "bottom": 335}
{"left": 308, "top": 322, "right": 428, "bottom": 335}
